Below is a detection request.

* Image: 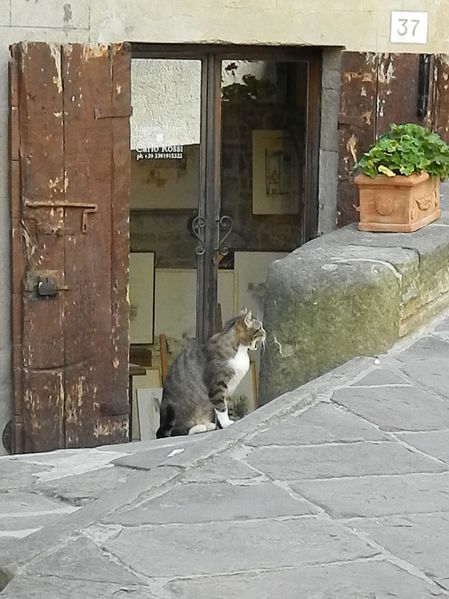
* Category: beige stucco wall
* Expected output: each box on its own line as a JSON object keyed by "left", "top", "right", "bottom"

{"left": 96, "top": 0, "right": 448, "bottom": 53}
{"left": 0, "top": 0, "right": 447, "bottom": 452}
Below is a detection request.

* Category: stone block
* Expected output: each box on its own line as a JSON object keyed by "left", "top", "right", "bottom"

{"left": 292, "top": 473, "right": 449, "bottom": 518}
{"left": 248, "top": 402, "right": 389, "bottom": 446}
{"left": 0, "top": 460, "right": 51, "bottom": 492}
{"left": 322, "top": 47, "right": 343, "bottom": 71}
{"left": 322, "top": 68, "right": 341, "bottom": 91}
{"left": 318, "top": 150, "right": 338, "bottom": 233}
{"left": 396, "top": 431, "right": 449, "bottom": 465}
{"left": 25, "top": 536, "right": 142, "bottom": 584}
{"left": 400, "top": 356, "right": 449, "bottom": 399}
{"left": 247, "top": 441, "right": 444, "bottom": 481}
{"left": 351, "top": 367, "right": 411, "bottom": 386}
{"left": 0, "top": 490, "right": 78, "bottom": 533}
{"left": 260, "top": 197, "right": 449, "bottom": 404}
{"left": 332, "top": 384, "right": 449, "bottom": 431}
{"left": 182, "top": 455, "right": 261, "bottom": 482}
{"left": 0, "top": 577, "right": 148, "bottom": 599}
{"left": 259, "top": 249, "right": 401, "bottom": 403}
{"left": 165, "top": 559, "right": 444, "bottom": 599}
{"left": 0, "top": 491, "right": 75, "bottom": 517}
{"left": 353, "top": 513, "right": 449, "bottom": 590}
{"left": 320, "top": 89, "right": 340, "bottom": 151}
{"left": 35, "top": 466, "right": 135, "bottom": 506}
{"left": 103, "top": 517, "right": 377, "bottom": 577}
{"left": 106, "top": 481, "right": 316, "bottom": 525}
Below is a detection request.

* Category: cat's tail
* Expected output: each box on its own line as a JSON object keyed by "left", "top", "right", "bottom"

{"left": 156, "top": 403, "right": 176, "bottom": 438}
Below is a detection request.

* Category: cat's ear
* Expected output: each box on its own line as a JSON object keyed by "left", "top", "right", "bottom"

{"left": 244, "top": 310, "right": 252, "bottom": 327}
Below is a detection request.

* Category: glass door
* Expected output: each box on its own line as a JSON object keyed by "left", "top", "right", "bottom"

{"left": 128, "top": 54, "right": 227, "bottom": 380}
{"left": 219, "top": 53, "right": 319, "bottom": 412}
{"left": 129, "top": 57, "right": 206, "bottom": 374}
{"left": 127, "top": 46, "right": 320, "bottom": 419}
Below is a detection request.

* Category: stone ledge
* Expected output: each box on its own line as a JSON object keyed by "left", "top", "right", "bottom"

{"left": 259, "top": 187, "right": 449, "bottom": 404}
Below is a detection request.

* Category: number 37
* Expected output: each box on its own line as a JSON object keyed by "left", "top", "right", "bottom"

{"left": 397, "top": 18, "right": 420, "bottom": 37}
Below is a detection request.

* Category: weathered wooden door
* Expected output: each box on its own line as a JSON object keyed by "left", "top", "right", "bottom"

{"left": 338, "top": 53, "right": 437, "bottom": 226}
{"left": 9, "top": 42, "right": 131, "bottom": 453}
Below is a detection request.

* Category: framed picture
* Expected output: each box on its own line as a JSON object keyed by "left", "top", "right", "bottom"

{"left": 234, "top": 251, "right": 288, "bottom": 379}
{"left": 154, "top": 269, "right": 235, "bottom": 339}
{"left": 131, "top": 367, "right": 162, "bottom": 441}
{"left": 252, "top": 129, "right": 300, "bottom": 214}
{"left": 136, "top": 388, "right": 162, "bottom": 441}
{"left": 234, "top": 251, "right": 288, "bottom": 318}
{"left": 129, "top": 252, "right": 155, "bottom": 344}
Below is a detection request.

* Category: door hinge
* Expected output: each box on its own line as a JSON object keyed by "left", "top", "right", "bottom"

{"left": 24, "top": 201, "right": 98, "bottom": 233}
{"left": 94, "top": 106, "right": 133, "bottom": 120}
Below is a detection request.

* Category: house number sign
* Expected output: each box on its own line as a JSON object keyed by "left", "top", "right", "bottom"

{"left": 390, "top": 11, "right": 428, "bottom": 44}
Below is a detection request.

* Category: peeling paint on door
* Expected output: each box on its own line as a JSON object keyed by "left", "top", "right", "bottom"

{"left": 10, "top": 42, "right": 131, "bottom": 453}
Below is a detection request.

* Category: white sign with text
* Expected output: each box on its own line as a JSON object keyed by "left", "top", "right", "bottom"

{"left": 390, "top": 11, "right": 428, "bottom": 44}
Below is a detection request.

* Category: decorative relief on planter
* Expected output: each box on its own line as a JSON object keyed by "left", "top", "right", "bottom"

{"left": 355, "top": 172, "right": 440, "bottom": 233}
{"left": 375, "top": 197, "right": 394, "bottom": 216}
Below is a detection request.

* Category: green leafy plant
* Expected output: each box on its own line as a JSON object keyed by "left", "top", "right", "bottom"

{"left": 222, "top": 74, "right": 276, "bottom": 102}
{"left": 355, "top": 123, "right": 449, "bottom": 180}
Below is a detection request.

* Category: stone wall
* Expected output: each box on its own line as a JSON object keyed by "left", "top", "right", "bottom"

{"left": 259, "top": 185, "right": 449, "bottom": 404}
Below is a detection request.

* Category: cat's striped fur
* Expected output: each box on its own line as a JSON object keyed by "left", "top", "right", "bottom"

{"left": 156, "top": 309, "right": 266, "bottom": 438}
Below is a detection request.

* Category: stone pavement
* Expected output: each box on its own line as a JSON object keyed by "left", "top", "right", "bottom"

{"left": 2, "top": 314, "right": 449, "bottom": 597}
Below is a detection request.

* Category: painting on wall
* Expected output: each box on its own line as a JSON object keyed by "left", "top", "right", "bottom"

{"left": 136, "top": 386, "right": 162, "bottom": 441}
{"left": 154, "top": 269, "right": 235, "bottom": 340}
{"left": 234, "top": 251, "right": 288, "bottom": 377}
{"left": 252, "top": 129, "right": 300, "bottom": 215}
{"left": 234, "top": 251, "right": 288, "bottom": 318}
{"left": 129, "top": 252, "right": 155, "bottom": 344}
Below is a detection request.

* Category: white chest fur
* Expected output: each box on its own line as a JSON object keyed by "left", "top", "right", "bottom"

{"left": 227, "top": 345, "right": 250, "bottom": 394}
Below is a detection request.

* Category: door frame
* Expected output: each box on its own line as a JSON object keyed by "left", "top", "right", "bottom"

{"left": 131, "top": 43, "right": 322, "bottom": 342}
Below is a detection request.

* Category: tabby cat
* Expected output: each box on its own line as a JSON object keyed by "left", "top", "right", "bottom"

{"left": 156, "top": 309, "right": 266, "bottom": 438}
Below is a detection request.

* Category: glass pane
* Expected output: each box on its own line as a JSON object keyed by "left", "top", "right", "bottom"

{"left": 220, "top": 58, "right": 310, "bottom": 412}
{"left": 129, "top": 59, "right": 202, "bottom": 408}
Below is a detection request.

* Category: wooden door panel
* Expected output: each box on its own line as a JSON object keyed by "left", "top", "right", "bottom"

{"left": 10, "top": 42, "right": 131, "bottom": 453}
{"left": 338, "top": 52, "right": 377, "bottom": 226}
{"left": 435, "top": 56, "right": 449, "bottom": 144}
{"left": 109, "top": 44, "right": 132, "bottom": 420}
{"left": 20, "top": 43, "right": 65, "bottom": 373}
{"left": 23, "top": 371, "right": 64, "bottom": 452}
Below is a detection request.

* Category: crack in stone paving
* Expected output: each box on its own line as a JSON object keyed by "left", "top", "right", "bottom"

{"left": 160, "top": 555, "right": 390, "bottom": 584}
{"left": 330, "top": 393, "right": 449, "bottom": 460}
{"left": 275, "top": 468, "right": 449, "bottom": 595}
{"left": 345, "top": 525, "right": 449, "bottom": 593}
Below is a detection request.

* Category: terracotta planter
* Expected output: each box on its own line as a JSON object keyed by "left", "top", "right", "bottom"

{"left": 354, "top": 172, "right": 440, "bottom": 232}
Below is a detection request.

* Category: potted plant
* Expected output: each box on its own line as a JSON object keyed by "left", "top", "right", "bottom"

{"left": 354, "top": 123, "right": 449, "bottom": 232}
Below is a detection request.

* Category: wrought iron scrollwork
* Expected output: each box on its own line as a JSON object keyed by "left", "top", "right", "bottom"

{"left": 191, "top": 215, "right": 207, "bottom": 256}
{"left": 216, "top": 215, "right": 233, "bottom": 256}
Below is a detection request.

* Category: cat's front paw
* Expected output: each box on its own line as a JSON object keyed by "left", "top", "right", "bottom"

{"left": 214, "top": 408, "right": 234, "bottom": 429}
